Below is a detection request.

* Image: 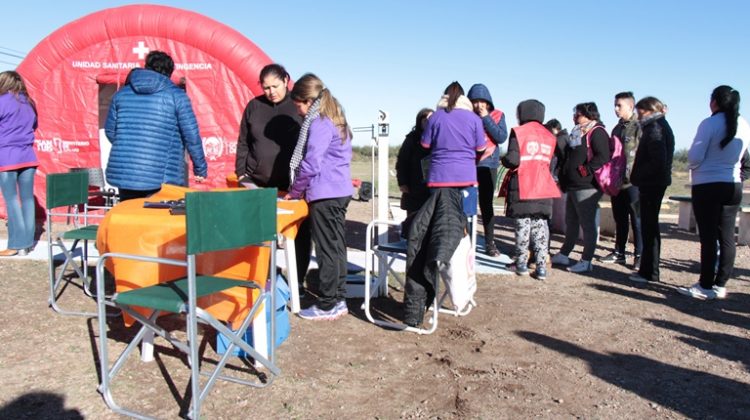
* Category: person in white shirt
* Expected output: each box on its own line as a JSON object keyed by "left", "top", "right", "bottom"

{"left": 679, "top": 85, "right": 750, "bottom": 300}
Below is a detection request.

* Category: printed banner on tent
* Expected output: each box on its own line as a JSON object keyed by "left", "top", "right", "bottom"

{"left": 5, "top": 4, "right": 274, "bottom": 219}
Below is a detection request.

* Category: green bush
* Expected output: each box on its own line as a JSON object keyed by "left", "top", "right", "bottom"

{"left": 673, "top": 148, "right": 689, "bottom": 172}
{"left": 351, "top": 145, "right": 401, "bottom": 162}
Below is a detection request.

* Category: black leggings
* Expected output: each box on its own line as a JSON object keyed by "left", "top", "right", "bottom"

{"left": 309, "top": 196, "right": 350, "bottom": 311}
{"left": 692, "top": 182, "right": 742, "bottom": 288}
{"left": 477, "top": 167, "right": 497, "bottom": 247}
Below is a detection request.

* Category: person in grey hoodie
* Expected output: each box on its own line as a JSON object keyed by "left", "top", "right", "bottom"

{"left": 467, "top": 84, "right": 508, "bottom": 257}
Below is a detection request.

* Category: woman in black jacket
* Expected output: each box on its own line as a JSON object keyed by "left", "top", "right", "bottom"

{"left": 550, "top": 102, "right": 610, "bottom": 273}
{"left": 396, "top": 108, "right": 433, "bottom": 238}
{"left": 235, "top": 63, "right": 302, "bottom": 190}
{"left": 628, "top": 96, "right": 674, "bottom": 283}
{"left": 234, "top": 63, "right": 309, "bottom": 289}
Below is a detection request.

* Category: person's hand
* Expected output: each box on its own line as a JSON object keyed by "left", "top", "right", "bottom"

{"left": 194, "top": 175, "right": 205, "bottom": 183}
{"left": 477, "top": 102, "right": 489, "bottom": 118}
{"left": 282, "top": 193, "right": 292, "bottom": 200}
{"left": 399, "top": 185, "right": 409, "bottom": 193}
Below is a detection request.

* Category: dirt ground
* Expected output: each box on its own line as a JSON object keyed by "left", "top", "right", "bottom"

{"left": 1, "top": 198, "right": 749, "bottom": 419}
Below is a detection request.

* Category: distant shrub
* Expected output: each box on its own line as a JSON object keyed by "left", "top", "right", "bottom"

{"left": 351, "top": 145, "right": 401, "bottom": 162}
{"left": 673, "top": 148, "right": 689, "bottom": 172}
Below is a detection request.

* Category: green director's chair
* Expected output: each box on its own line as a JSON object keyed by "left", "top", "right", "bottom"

{"left": 95, "top": 188, "right": 280, "bottom": 420}
{"left": 46, "top": 171, "right": 101, "bottom": 317}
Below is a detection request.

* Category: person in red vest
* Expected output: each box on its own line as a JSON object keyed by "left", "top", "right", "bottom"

{"left": 468, "top": 84, "right": 508, "bottom": 257}
{"left": 501, "top": 99, "right": 561, "bottom": 279}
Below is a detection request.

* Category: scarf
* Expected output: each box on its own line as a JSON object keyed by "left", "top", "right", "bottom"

{"left": 638, "top": 112, "right": 664, "bottom": 127}
{"left": 289, "top": 98, "right": 321, "bottom": 185}
{"left": 567, "top": 120, "right": 597, "bottom": 148}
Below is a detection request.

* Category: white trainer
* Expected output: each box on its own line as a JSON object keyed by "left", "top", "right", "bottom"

{"left": 551, "top": 253, "right": 571, "bottom": 266}
{"left": 713, "top": 286, "right": 727, "bottom": 299}
{"left": 628, "top": 273, "right": 650, "bottom": 283}
{"left": 677, "top": 283, "right": 717, "bottom": 300}
{"left": 567, "top": 260, "right": 593, "bottom": 273}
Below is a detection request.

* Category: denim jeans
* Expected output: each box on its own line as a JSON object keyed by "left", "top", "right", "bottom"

{"left": 0, "top": 167, "right": 37, "bottom": 250}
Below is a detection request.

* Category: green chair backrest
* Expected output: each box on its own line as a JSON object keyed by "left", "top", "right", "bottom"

{"left": 185, "top": 188, "right": 278, "bottom": 255}
{"left": 46, "top": 172, "right": 89, "bottom": 209}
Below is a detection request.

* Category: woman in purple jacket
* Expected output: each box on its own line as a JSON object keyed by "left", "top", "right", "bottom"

{"left": 285, "top": 73, "right": 353, "bottom": 321}
{"left": 0, "top": 71, "right": 38, "bottom": 257}
{"left": 0, "top": 71, "right": 39, "bottom": 257}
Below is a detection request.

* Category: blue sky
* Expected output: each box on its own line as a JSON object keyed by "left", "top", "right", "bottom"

{"left": 1, "top": 1, "right": 748, "bottom": 150}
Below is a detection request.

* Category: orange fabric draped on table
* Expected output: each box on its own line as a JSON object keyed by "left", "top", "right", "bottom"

{"left": 96, "top": 184, "right": 308, "bottom": 327}
{"left": 225, "top": 173, "right": 308, "bottom": 242}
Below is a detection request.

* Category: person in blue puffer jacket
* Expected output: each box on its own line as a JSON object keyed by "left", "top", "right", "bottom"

{"left": 105, "top": 51, "right": 208, "bottom": 200}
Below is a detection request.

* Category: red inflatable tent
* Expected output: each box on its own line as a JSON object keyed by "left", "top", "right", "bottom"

{"left": 4, "top": 4, "right": 273, "bottom": 218}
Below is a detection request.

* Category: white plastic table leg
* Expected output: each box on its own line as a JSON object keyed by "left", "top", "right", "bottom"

{"left": 252, "top": 302, "right": 268, "bottom": 369}
{"left": 141, "top": 330, "right": 154, "bottom": 362}
{"left": 284, "top": 238, "right": 300, "bottom": 313}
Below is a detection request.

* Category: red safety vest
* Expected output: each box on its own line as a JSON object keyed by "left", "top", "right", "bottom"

{"left": 515, "top": 122, "right": 561, "bottom": 200}
{"left": 478, "top": 109, "right": 504, "bottom": 162}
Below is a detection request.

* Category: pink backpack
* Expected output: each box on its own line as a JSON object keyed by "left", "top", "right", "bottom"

{"left": 585, "top": 126, "right": 625, "bottom": 196}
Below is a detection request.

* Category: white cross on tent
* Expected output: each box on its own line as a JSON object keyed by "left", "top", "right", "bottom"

{"left": 132, "top": 41, "right": 149, "bottom": 59}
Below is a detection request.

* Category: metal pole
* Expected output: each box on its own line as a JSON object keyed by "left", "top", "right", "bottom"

{"left": 376, "top": 112, "right": 390, "bottom": 294}
{"left": 353, "top": 125, "right": 377, "bottom": 220}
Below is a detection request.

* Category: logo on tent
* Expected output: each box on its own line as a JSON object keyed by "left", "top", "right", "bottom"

{"left": 132, "top": 41, "right": 150, "bottom": 59}
{"left": 203, "top": 136, "right": 225, "bottom": 161}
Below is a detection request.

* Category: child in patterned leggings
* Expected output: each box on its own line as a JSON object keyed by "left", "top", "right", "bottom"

{"left": 500, "top": 99, "right": 561, "bottom": 280}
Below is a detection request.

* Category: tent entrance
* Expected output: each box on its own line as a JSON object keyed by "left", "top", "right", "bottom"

{"left": 96, "top": 74, "right": 191, "bottom": 187}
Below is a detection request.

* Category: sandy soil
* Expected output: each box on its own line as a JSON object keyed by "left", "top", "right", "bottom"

{"left": 0, "top": 198, "right": 749, "bottom": 419}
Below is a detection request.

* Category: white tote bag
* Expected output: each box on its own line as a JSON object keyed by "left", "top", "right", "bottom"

{"left": 438, "top": 234, "right": 476, "bottom": 311}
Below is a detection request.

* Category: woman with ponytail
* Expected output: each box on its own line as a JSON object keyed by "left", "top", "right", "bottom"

{"left": 285, "top": 73, "right": 353, "bottom": 320}
{"left": 680, "top": 85, "right": 750, "bottom": 300}
{"left": 402, "top": 81, "right": 484, "bottom": 327}
{"left": 421, "top": 81, "right": 485, "bottom": 188}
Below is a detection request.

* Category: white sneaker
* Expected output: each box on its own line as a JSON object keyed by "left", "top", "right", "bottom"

{"left": 551, "top": 253, "right": 571, "bottom": 266}
{"left": 298, "top": 304, "right": 342, "bottom": 321}
{"left": 334, "top": 300, "right": 349, "bottom": 316}
{"left": 713, "top": 286, "right": 727, "bottom": 299}
{"left": 677, "top": 283, "right": 717, "bottom": 300}
{"left": 567, "top": 260, "right": 593, "bottom": 273}
{"left": 628, "top": 273, "right": 650, "bottom": 283}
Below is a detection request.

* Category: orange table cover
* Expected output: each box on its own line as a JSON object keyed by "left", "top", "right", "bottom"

{"left": 225, "top": 173, "right": 308, "bottom": 241}
{"left": 97, "top": 184, "right": 308, "bottom": 327}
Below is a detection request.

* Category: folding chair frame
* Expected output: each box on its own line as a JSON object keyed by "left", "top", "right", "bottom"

{"left": 363, "top": 215, "right": 478, "bottom": 335}
{"left": 95, "top": 189, "right": 279, "bottom": 419}
{"left": 46, "top": 172, "right": 102, "bottom": 317}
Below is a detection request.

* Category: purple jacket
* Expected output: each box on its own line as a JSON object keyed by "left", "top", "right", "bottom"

{"left": 0, "top": 93, "right": 38, "bottom": 171}
{"left": 288, "top": 117, "right": 353, "bottom": 202}
{"left": 421, "top": 108, "right": 484, "bottom": 186}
